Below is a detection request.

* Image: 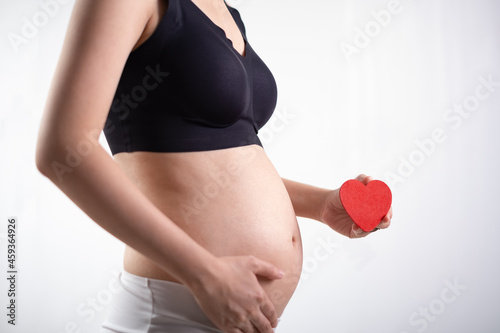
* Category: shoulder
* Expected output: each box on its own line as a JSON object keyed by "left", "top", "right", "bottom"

{"left": 72, "top": 0, "right": 156, "bottom": 23}
{"left": 38, "top": 0, "right": 161, "bottom": 141}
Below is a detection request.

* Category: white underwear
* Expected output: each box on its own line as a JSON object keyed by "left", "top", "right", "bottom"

{"left": 100, "top": 269, "right": 281, "bottom": 333}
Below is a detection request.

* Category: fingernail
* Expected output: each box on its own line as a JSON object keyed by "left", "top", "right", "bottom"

{"left": 278, "top": 270, "right": 285, "bottom": 278}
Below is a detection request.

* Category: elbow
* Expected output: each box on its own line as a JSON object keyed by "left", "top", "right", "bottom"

{"left": 35, "top": 138, "right": 71, "bottom": 182}
{"left": 35, "top": 140, "right": 58, "bottom": 178}
{"left": 35, "top": 135, "right": 49, "bottom": 174}
{"left": 36, "top": 121, "right": 59, "bottom": 176}
{"left": 35, "top": 122, "right": 105, "bottom": 180}
{"left": 35, "top": 133, "right": 104, "bottom": 182}
{"left": 36, "top": 156, "right": 51, "bottom": 178}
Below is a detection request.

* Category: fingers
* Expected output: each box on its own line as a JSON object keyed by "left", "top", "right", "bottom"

{"left": 249, "top": 256, "right": 285, "bottom": 280}
{"left": 233, "top": 319, "right": 256, "bottom": 333}
{"left": 234, "top": 287, "right": 276, "bottom": 333}
{"left": 229, "top": 325, "right": 250, "bottom": 333}
{"left": 225, "top": 297, "right": 275, "bottom": 333}
{"left": 387, "top": 206, "right": 393, "bottom": 220}
{"left": 351, "top": 224, "right": 368, "bottom": 238}
{"left": 197, "top": 256, "right": 281, "bottom": 333}
{"left": 377, "top": 206, "right": 393, "bottom": 229}
{"left": 377, "top": 219, "right": 391, "bottom": 229}
{"left": 259, "top": 298, "right": 279, "bottom": 328}
{"left": 355, "top": 173, "right": 373, "bottom": 185}
{"left": 355, "top": 174, "right": 366, "bottom": 182}
{"left": 242, "top": 293, "right": 276, "bottom": 333}
{"left": 246, "top": 256, "right": 280, "bottom": 332}
{"left": 251, "top": 308, "right": 276, "bottom": 333}
{"left": 378, "top": 215, "right": 391, "bottom": 228}
{"left": 351, "top": 221, "right": 389, "bottom": 238}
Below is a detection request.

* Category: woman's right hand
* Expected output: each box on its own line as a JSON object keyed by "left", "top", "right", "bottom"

{"left": 187, "top": 255, "right": 284, "bottom": 333}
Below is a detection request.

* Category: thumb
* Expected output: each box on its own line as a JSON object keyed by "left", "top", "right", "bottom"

{"left": 250, "top": 257, "right": 285, "bottom": 280}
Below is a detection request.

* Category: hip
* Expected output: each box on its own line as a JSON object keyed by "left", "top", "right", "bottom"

{"left": 101, "top": 269, "right": 283, "bottom": 333}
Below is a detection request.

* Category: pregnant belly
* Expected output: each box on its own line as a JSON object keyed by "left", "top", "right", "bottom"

{"left": 116, "top": 145, "right": 303, "bottom": 316}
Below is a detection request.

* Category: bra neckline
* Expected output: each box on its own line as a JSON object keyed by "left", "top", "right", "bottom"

{"left": 184, "top": 0, "right": 248, "bottom": 59}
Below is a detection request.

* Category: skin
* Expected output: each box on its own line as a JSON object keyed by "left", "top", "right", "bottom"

{"left": 35, "top": 0, "right": 392, "bottom": 332}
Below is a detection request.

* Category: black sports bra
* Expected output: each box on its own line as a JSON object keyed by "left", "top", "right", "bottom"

{"left": 103, "top": 0, "right": 278, "bottom": 154}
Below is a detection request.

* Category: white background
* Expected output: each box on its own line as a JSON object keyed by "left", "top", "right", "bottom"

{"left": 1, "top": 0, "right": 500, "bottom": 332}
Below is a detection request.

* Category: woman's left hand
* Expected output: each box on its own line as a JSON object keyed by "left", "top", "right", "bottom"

{"left": 319, "top": 174, "right": 393, "bottom": 238}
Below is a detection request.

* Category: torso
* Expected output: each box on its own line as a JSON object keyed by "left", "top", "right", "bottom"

{"left": 121, "top": 0, "right": 302, "bottom": 317}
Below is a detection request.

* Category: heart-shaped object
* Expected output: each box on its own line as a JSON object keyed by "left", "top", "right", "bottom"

{"left": 339, "top": 179, "right": 392, "bottom": 232}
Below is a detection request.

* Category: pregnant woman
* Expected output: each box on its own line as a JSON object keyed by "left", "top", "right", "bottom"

{"left": 35, "top": 0, "right": 392, "bottom": 332}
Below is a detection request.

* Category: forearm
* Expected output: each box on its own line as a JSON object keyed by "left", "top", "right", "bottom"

{"left": 281, "top": 178, "right": 330, "bottom": 222}
{"left": 37, "top": 142, "right": 217, "bottom": 288}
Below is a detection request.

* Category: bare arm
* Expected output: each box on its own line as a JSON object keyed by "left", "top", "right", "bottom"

{"left": 281, "top": 178, "right": 330, "bottom": 221}
{"left": 36, "top": 1, "right": 282, "bottom": 332}
{"left": 36, "top": 0, "right": 211, "bottom": 289}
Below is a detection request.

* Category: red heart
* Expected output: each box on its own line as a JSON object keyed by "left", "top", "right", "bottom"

{"left": 339, "top": 179, "right": 392, "bottom": 232}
